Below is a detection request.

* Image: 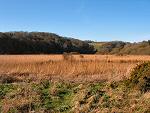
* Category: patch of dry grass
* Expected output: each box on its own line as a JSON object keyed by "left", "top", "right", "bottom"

{"left": 0, "top": 55, "right": 150, "bottom": 82}
{"left": 0, "top": 55, "right": 150, "bottom": 113}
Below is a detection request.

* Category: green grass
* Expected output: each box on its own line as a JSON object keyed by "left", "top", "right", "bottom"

{"left": 90, "top": 42, "right": 105, "bottom": 51}
{"left": 0, "top": 62, "right": 150, "bottom": 113}
{"left": 0, "top": 84, "right": 16, "bottom": 100}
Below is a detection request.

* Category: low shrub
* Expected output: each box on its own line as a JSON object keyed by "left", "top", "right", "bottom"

{"left": 127, "top": 62, "right": 150, "bottom": 93}
{"left": 0, "top": 75, "right": 21, "bottom": 83}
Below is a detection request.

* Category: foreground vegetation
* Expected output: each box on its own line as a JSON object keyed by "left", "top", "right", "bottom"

{"left": 0, "top": 62, "right": 149, "bottom": 112}
{"left": 0, "top": 55, "right": 149, "bottom": 113}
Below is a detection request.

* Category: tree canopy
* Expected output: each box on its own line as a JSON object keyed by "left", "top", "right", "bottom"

{"left": 0, "top": 32, "right": 96, "bottom": 54}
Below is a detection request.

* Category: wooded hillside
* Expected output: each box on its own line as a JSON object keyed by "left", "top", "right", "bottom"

{"left": 92, "top": 41, "right": 150, "bottom": 55}
{"left": 0, "top": 32, "right": 96, "bottom": 54}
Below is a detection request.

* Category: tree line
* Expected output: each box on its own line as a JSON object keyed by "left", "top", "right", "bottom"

{"left": 93, "top": 41, "right": 150, "bottom": 55}
{"left": 1, "top": 32, "right": 149, "bottom": 55}
{"left": 0, "top": 32, "right": 96, "bottom": 54}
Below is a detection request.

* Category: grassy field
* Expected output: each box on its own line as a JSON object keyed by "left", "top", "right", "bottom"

{"left": 0, "top": 55, "right": 150, "bottom": 112}
{"left": 0, "top": 55, "right": 150, "bottom": 82}
{"left": 89, "top": 42, "right": 105, "bottom": 51}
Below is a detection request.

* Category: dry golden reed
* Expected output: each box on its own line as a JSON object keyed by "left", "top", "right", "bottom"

{"left": 0, "top": 55, "right": 150, "bottom": 82}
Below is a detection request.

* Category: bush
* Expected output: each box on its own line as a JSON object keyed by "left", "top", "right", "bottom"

{"left": 127, "top": 62, "right": 150, "bottom": 93}
{"left": 0, "top": 75, "right": 21, "bottom": 83}
{"left": 62, "top": 53, "right": 74, "bottom": 61}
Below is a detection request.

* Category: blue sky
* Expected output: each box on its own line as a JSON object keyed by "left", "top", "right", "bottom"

{"left": 0, "top": 0, "right": 150, "bottom": 42}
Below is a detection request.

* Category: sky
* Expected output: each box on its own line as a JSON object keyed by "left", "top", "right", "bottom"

{"left": 0, "top": 0, "right": 150, "bottom": 42}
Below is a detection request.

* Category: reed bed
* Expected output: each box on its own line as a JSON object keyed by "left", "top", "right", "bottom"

{"left": 0, "top": 55, "right": 150, "bottom": 82}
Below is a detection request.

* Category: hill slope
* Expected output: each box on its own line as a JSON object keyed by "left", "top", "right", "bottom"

{"left": 0, "top": 32, "right": 96, "bottom": 54}
{"left": 92, "top": 41, "right": 150, "bottom": 55}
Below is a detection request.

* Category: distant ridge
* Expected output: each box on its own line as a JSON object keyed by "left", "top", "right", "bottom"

{"left": 0, "top": 32, "right": 150, "bottom": 55}
{"left": 91, "top": 41, "right": 150, "bottom": 55}
{"left": 0, "top": 32, "right": 96, "bottom": 54}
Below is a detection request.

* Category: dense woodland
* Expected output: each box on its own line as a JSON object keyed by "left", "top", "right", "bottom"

{"left": 0, "top": 32, "right": 150, "bottom": 55}
{"left": 0, "top": 32, "right": 96, "bottom": 54}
